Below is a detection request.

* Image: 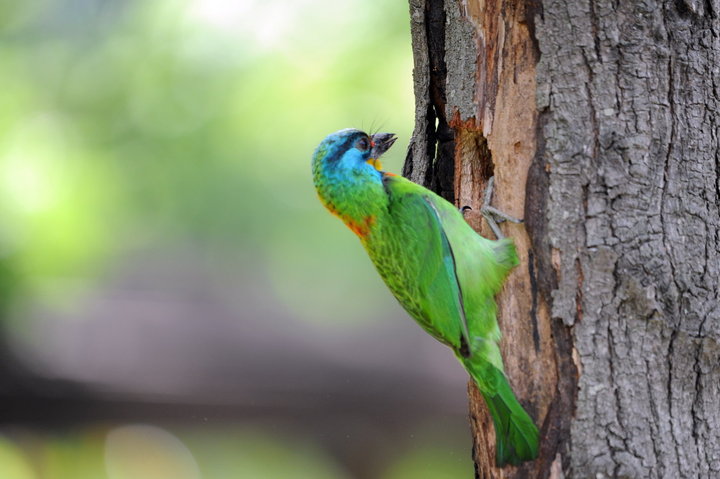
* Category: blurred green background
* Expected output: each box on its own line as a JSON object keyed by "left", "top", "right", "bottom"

{"left": 0, "top": 0, "right": 473, "bottom": 477}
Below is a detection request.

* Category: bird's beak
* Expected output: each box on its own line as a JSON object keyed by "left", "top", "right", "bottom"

{"left": 366, "top": 132, "right": 397, "bottom": 171}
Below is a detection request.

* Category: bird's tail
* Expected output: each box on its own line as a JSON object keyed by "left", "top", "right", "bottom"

{"left": 492, "top": 238, "right": 519, "bottom": 280}
{"left": 469, "top": 362, "right": 539, "bottom": 466}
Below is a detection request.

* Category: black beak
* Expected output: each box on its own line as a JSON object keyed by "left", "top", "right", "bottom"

{"left": 370, "top": 133, "right": 397, "bottom": 158}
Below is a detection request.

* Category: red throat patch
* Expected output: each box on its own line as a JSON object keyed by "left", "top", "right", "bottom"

{"left": 319, "top": 194, "right": 375, "bottom": 240}
{"left": 345, "top": 215, "right": 375, "bottom": 239}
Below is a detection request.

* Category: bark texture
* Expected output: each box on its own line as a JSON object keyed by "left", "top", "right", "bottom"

{"left": 405, "top": 0, "right": 720, "bottom": 478}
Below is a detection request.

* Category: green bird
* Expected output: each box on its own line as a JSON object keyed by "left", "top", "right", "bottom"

{"left": 311, "top": 128, "right": 539, "bottom": 466}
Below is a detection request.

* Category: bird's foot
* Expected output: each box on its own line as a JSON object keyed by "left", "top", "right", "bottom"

{"left": 481, "top": 176, "right": 523, "bottom": 239}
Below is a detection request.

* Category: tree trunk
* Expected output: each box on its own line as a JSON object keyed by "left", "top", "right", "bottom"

{"left": 405, "top": 1, "right": 720, "bottom": 478}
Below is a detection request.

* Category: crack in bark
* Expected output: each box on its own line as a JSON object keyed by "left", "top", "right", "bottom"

{"left": 667, "top": 326, "right": 683, "bottom": 474}
{"left": 404, "top": 0, "right": 455, "bottom": 201}
{"left": 528, "top": 251, "right": 541, "bottom": 352}
{"left": 643, "top": 347, "right": 664, "bottom": 475}
{"left": 690, "top": 340, "right": 703, "bottom": 453}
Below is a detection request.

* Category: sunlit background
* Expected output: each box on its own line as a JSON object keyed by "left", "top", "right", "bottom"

{"left": 0, "top": 1, "right": 473, "bottom": 477}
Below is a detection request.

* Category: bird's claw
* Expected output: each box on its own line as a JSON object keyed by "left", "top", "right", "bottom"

{"left": 481, "top": 176, "right": 523, "bottom": 239}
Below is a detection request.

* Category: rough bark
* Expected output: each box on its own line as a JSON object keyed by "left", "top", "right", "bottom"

{"left": 405, "top": 0, "right": 720, "bottom": 478}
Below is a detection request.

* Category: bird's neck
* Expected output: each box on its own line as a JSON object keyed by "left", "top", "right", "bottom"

{"left": 316, "top": 170, "right": 387, "bottom": 240}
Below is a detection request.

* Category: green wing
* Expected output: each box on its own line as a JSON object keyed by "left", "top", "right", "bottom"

{"left": 371, "top": 176, "right": 470, "bottom": 352}
{"left": 377, "top": 174, "right": 518, "bottom": 361}
{"left": 420, "top": 195, "right": 472, "bottom": 352}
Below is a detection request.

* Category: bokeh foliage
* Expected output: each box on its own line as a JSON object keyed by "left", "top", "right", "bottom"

{"left": 1, "top": 0, "right": 413, "bottom": 323}
{"left": 0, "top": 1, "right": 473, "bottom": 477}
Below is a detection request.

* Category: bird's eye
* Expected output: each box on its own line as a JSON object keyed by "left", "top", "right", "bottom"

{"left": 356, "top": 137, "right": 370, "bottom": 151}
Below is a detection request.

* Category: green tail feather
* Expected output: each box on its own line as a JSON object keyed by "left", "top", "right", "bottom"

{"left": 493, "top": 238, "right": 519, "bottom": 278}
{"left": 478, "top": 367, "right": 539, "bottom": 467}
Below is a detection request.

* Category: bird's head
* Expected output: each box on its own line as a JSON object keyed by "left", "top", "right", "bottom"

{"left": 311, "top": 129, "right": 397, "bottom": 185}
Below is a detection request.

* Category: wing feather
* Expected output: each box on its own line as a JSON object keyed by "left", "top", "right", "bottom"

{"left": 420, "top": 196, "right": 471, "bottom": 356}
{"left": 378, "top": 175, "right": 471, "bottom": 353}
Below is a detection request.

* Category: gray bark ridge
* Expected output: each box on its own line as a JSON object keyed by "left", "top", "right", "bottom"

{"left": 536, "top": 1, "right": 720, "bottom": 477}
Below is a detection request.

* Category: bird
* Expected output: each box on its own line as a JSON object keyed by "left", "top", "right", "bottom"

{"left": 311, "top": 128, "right": 539, "bottom": 467}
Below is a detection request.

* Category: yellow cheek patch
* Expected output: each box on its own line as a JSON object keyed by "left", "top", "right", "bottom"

{"left": 366, "top": 158, "right": 383, "bottom": 171}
